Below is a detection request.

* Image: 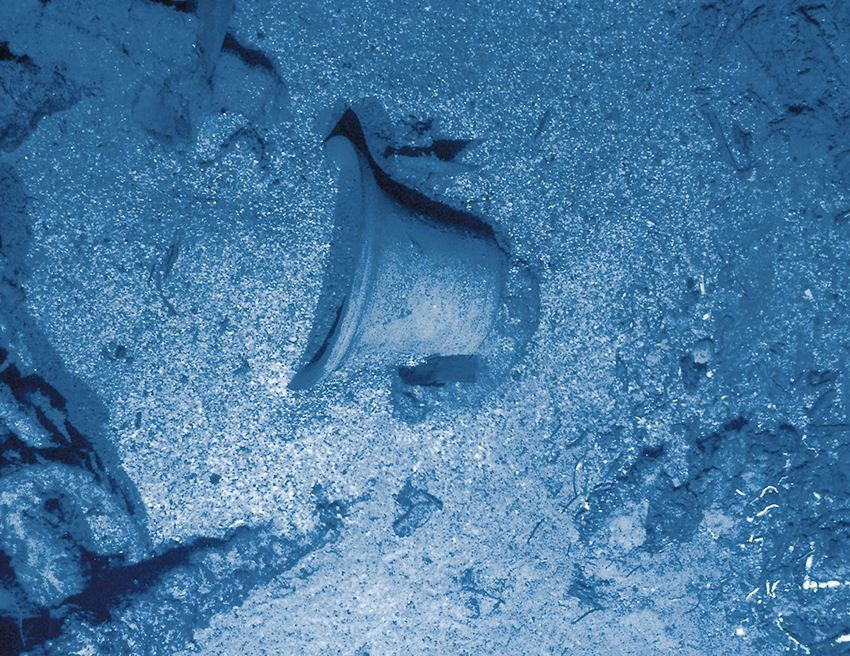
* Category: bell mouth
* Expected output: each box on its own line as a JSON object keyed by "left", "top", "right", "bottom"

{"left": 287, "top": 136, "right": 374, "bottom": 391}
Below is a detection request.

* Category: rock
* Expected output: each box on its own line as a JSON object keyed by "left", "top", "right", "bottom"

{"left": 0, "top": 463, "right": 147, "bottom": 607}
{"left": 392, "top": 480, "right": 443, "bottom": 538}
{"left": 0, "top": 44, "right": 79, "bottom": 152}
{"left": 692, "top": 338, "right": 714, "bottom": 365}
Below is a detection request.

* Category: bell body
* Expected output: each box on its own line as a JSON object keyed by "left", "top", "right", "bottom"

{"left": 289, "top": 135, "right": 505, "bottom": 389}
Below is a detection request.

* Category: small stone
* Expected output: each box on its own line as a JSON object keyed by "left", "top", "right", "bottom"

{"left": 692, "top": 338, "right": 714, "bottom": 365}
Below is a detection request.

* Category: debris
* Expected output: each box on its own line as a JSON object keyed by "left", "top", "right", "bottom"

{"left": 392, "top": 480, "right": 443, "bottom": 537}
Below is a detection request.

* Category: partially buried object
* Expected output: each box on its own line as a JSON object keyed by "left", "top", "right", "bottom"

{"left": 288, "top": 109, "right": 506, "bottom": 390}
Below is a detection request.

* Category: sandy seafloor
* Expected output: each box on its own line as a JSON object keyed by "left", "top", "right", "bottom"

{"left": 1, "top": 0, "right": 850, "bottom": 654}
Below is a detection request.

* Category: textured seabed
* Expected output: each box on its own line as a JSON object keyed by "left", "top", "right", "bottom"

{"left": 2, "top": 1, "right": 850, "bottom": 654}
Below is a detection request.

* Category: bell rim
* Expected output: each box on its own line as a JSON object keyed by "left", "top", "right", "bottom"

{"left": 287, "top": 136, "right": 375, "bottom": 390}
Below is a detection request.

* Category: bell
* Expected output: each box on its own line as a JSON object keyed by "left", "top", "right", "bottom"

{"left": 288, "top": 110, "right": 507, "bottom": 390}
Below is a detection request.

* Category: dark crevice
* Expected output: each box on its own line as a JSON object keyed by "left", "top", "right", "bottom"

{"left": 723, "top": 415, "right": 748, "bottom": 432}
{"left": 680, "top": 353, "right": 707, "bottom": 390}
{"left": 398, "top": 355, "right": 479, "bottom": 387}
{"left": 787, "top": 104, "right": 810, "bottom": 115}
{"left": 0, "top": 42, "right": 16, "bottom": 62}
{"left": 0, "top": 42, "right": 30, "bottom": 64}
{"left": 641, "top": 443, "right": 665, "bottom": 459}
{"left": 0, "top": 357, "right": 112, "bottom": 487}
{"left": 0, "top": 552, "right": 62, "bottom": 655}
{"left": 0, "top": 429, "right": 38, "bottom": 468}
{"left": 383, "top": 139, "right": 472, "bottom": 162}
{"left": 0, "top": 358, "right": 66, "bottom": 411}
{"left": 146, "top": 0, "right": 197, "bottom": 13}
{"left": 0, "top": 48, "right": 79, "bottom": 152}
{"left": 221, "top": 32, "right": 275, "bottom": 72}
{"left": 67, "top": 535, "right": 230, "bottom": 624}
{"left": 0, "top": 613, "right": 62, "bottom": 656}
{"left": 3, "top": 491, "right": 346, "bottom": 653}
